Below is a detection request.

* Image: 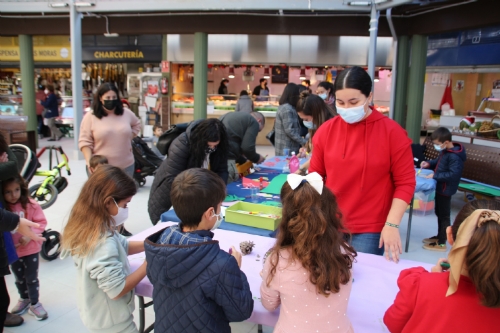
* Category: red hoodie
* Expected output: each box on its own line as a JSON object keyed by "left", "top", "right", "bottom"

{"left": 309, "top": 109, "right": 415, "bottom": 234}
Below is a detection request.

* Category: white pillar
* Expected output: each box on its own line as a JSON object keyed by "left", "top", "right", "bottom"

{"left": 367, "top": 1, "right": 379, "bottom": 87}
{"left": 70, "top": 2, "right": 84, "bottom": 160}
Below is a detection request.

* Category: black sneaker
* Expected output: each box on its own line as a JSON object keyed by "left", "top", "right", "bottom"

{"left": 48, "top": 138, "right": 56, "bottom": 142}
{"left": 119, "top": 227, "right": 133, "bottom": 237}
{"left": 422, "top": 235, "right": 438, "bottom": 244}
{"left": 423, "top": 242, "right": 447, "bottom": 252}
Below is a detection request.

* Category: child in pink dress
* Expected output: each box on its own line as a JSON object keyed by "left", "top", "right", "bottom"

{"left": 260, "top": 173, "right": 357, "bottom": 333}
{"left": 2, "top": 175, "right": 48, "bottom": 320}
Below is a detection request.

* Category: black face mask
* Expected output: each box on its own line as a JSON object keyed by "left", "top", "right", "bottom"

{"left": 205, "top": 146, "right": 217, "bottom": 154}
{"left": 103, "top": 99, "right": 117, "bottom": 110}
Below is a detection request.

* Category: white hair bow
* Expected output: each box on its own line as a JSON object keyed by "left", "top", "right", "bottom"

{"left": 287, "top": 172, "right": 324, "bottom": 195}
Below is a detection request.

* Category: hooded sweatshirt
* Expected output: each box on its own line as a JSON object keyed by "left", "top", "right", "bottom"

{"left": 428, "top": 143, "right": 466, "bottom": 196}
{"left": 145, "top": 226, "right": 253, "bottom": 333}
{"left": 309, "top": 109, "right": 416, "bottom": 234}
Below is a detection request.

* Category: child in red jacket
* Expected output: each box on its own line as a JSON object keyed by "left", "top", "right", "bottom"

{"left": 384, "top": 199, "right": 500, "bottom": 333}
{"left": 2, "top": 175, "right": 48, "bottom": 321}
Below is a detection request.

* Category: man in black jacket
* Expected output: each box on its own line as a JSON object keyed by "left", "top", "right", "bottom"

{"left": 148, "top": 119, "right": 229, "bottom": 225}
{"left": 220, "top": 111, "right": 266, "bottom": 183}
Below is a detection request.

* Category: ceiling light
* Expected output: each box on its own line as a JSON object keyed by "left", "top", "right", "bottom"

{"left": 347, "top": 1, "right": 371, "bottom": 6}
{"left": 75, "top": 2, "right": 95, "bottom": 6}
{"left": 228, "top": 67, "right": 235, "bottom": 79}
{"left": 49, "top": 2, "right": 68, "bottom": 7}
{"left": 374, "top": 70, "right": 380, "bottom": 82}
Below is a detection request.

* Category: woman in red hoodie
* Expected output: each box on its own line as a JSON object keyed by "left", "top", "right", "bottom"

{"left": 309, "top": 66, "right": 415, "bottom": 262}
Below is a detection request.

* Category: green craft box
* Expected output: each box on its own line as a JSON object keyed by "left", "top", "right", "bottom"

{"left": 225, "top": 202, "right": 282, "bottom": 231}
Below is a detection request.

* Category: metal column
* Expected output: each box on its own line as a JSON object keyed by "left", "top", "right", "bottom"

{"left": 393, "top": 36, "right": 410, "bottom": 127}
{"left": 70, "top": 3, "right": 84, "bottom": 160}
{"left": 406, "top": 35, "right": 428, "bottom": 143}
{"left": 19, "top": 35, "right": 37, "bottom": 144}
{"left": 367, "top": 2, "right": 379, "bottom": 85}
{"left": 194, "top": 32, "right": 208, "bottom": 120}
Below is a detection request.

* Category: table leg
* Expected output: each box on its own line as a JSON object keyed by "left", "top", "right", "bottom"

{"left": 138, "top": 296, "right": 145, "bottom": 333}
{"left": 258, "top": 324, "right": 263, "bottom": 333}
{"left": 405, "top": 195, "right": 415, "bottom": 253}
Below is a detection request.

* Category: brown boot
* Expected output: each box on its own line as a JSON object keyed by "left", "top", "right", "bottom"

{"left": 4, "top": 312, "right": 24, "bottom": 327}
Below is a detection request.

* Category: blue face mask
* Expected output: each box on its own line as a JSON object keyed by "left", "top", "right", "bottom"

{"left": 318, "top": 93, "right": 328, "bottom": 100}
{"left": 337, "top": 99, "right": 368, "bottom": 124}
{"left": 433, "top": 144, "right": 444, "bottom": 152}
{"left": 303, "top": 120, "right": 315, "bottom": 129}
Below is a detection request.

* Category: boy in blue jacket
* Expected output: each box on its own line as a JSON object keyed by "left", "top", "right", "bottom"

{"left": 421, "top": 127, "right": 466, "bottom": 251}
{"left": 145, "top": 168, "right": 253, "bottom": 333}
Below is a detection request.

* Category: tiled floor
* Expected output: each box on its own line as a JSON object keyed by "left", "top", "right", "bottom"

{"left": 5, "top": 136, "right": 465, "bottom": 333}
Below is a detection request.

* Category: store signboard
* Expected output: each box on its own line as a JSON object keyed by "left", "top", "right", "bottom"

{"left": 82, "top": 46, "right": 162, "bottom": 63}
{"left": 0, "top": 46, "right": 71, "bottom": 61}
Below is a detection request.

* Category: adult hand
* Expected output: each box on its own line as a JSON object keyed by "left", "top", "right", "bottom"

{"left": 18, "top": 218, "right": 45, "bottom": 243}
{"left": 257, "top": 155, "right": 266, "bottom": 164}
{"left": 431, "top": 258, "right": 449, "bottom": 273}
{"left": 420, "top": 161, "right": 430, "bottom": 169}
{"left": 230, "top": 246, "right": 242, "bottom": 268}
{"left": 0, "top": 152, "right": 8, "bottom": 163}
{"left": 379, "top": 225, "right": 402, "bottom": 263}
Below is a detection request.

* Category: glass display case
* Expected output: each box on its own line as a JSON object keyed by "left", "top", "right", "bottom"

{"left": 171, "top": 93, "right": 280, "bottom": 114}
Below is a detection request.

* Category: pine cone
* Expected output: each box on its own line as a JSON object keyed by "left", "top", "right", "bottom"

{"left": 239, "top": 241, "right": 255, "bottom": 255}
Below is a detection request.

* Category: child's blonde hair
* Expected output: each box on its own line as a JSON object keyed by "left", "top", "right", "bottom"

{"left": 61, "top": 165, "right": 136, "bottom": 257}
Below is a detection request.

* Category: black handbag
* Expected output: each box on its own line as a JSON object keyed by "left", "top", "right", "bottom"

{"left": 156, "top": 122, "right": 189, "bottom": 155}
{"left": 266, "top": 125, "right": 275, "bottom": 146}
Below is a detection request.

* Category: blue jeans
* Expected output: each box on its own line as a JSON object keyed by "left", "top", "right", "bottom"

{"left": 347, "top": 233, "right": 384, "bottom": 256}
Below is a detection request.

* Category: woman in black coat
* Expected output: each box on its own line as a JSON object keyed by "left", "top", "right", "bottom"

{"left": 148, "top": 118, "right": 229, "bottom": 224}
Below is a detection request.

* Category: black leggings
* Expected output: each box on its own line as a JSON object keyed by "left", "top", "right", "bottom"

{"left": 0, "top": 276, "right": 10, "bottom": 332}
{"left": 11, "top": 253, "right": 40, "bottom": 304}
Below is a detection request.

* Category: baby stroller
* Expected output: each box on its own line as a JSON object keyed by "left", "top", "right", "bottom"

{"left": 8, "top": 144, "right": 61, "bottom": 261}
{"left": 131, "top": 137, "right": 164, "bottom": 187}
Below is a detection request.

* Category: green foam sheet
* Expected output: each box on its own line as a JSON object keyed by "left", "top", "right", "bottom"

{"left": 261, "top": 174, "right": 288, "bottom": 195}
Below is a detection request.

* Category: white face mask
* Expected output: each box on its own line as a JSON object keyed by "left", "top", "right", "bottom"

{"left": 111, "top": 199, "right": 129, "bottom": 227}
{"left": 303, "top": 120, "right": 315, "bottom": 129}
{"left": 336, "top": 99, "right": 369, "bottom": 124}
{"left": 318, "top": 93, "right": 328, "bottom": 100}
{"left": 210, "top": 209, "right": 223, "bottom": 231}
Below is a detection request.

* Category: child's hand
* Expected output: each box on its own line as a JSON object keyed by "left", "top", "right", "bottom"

{"left": 420, "top": 161, "right": 430, "bottom": 169}
{"left": 431, "top": 258, "right": 449, "bottom": 273}
{"left": 425, "top": 173, "right": 434, "bottom": 179}
{"left": 230, "top": 246, "right": 242, "bottom": 268}
{"left": 19, "top": 236, "right": 31, "bottom": 247}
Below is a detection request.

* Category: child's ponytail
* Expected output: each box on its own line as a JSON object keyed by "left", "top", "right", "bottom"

{"left": 466, "top": 220, "right": 500, "bottom": 308}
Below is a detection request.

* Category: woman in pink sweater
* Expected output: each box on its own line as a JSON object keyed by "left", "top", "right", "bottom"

{"left": 79, "top": 83, "right": 141, "bottom": 178}
{"left": 260, "top": 173, "right": 357, "bottom": 333}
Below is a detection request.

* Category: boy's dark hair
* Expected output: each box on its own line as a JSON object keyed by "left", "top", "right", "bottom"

{"left": 259, "top": 78, "right": 267, "bottom": 84}
{"left": 153, "top": 124, "right": 162, "bottom": 132}
{"left": 89, "top": 155, "right": 109, "bottom": 169}
{"left": 171, "top": 168, "right": 226, "bottom": 228}
{"left": 431, "top": 127, "right": 452, "bottom": 143}
{"left": 240, "top": 90, "right": 248, "bottom": 96}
